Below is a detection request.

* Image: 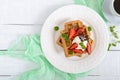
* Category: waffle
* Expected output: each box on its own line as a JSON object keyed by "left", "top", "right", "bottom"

{"left": 57, "top": 20, "right": 83, "bottom": 57}
{"left": 64, "top": 20, "right": 83, "bottom": 32}
{"left": 56, "top": 20, "right": 93, "bottom": 57}
{"left": 56, "top": 36, "right": 63, "bottom": 47}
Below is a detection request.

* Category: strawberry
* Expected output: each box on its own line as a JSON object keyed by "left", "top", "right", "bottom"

{"left": 73, "top": 32, "right": 79, "bottom": 38}
{"left": 73, "top": 28, "right": 84, "bottom": 38}
{"left": 69, "top": 28, "right": 76, "bottom": 39}
{"left": 69, "top": 43, "right": 78, "bottom": 50}
{"left": 73, "top": 49, "right": 83, "bottom": 54}
{"left": 76, "top": 28, "right": 84, "bottom": 35}
{"left": 87, "top": 42, "right": 91, "bottom": 55}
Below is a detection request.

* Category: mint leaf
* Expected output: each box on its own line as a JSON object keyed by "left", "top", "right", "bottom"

{"left": 62, "top": 33, "right": 70, "bottom": 42}
{"left": 112, "top": 43, "right": 116, "bottom": 46}
{"left": 108, "top": 26, "right": 120, "bottom": 51}
{"left": 79, "top": 42, "right": 86, "bottom": 49}
{"left": 69, "top": 50, "right": 74, "bottom": 55}
{"left": 107, "top": 43, "right": 111, "bottom": 51}
{"left": 112, "top": 32, "right": 119, "bottom": 39}
{"left": 109, "top": 26, "right": 119, "bottom": 39}
{"left": 110, "top": 26, "right": 115, "bottom": 32}
{"left": 117, "top": 40, "right": 120, "bottom": 43}
{"left": 54, "top": 26, "right": 59, "bottom": 31}
{"left": 88, "top": 26, "right": 92, "bottom": 31}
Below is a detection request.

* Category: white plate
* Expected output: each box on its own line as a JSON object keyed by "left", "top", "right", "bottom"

{"left": 41, "top": 5, "right": 109, "bottom": 73}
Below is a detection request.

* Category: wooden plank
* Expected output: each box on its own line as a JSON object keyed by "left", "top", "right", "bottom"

{"left": 0, "top": 56, "right": 37, "bottom": 75}
{"left": 0, "top": 0, "right": 73, "bottom": 24}
{"left": 0, "top": 25, "right": 42, "bottom": 49}
{"left": 77, "top": 75, "right": 120, "bottom": 80}
{"left": 0, "top": 75, "right": 120, "bottom": 80}
{"left": 0, "top": 25, "right": 42, "bottom": 34}
{"left": 89, "top": 51, "right": 120, "bottom": 76}
{"left": 0, "top": 76, "right": 17, "bottom": 80}
{"left": 0, "top": 51, "right": 119, "bottom": 76}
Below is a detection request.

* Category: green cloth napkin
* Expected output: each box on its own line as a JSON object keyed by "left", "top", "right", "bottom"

{"left": 0, "top": 35, "right": 91, "bottom": 80}
{"left": 75, "top": 0, "right": 107, "bottom": 22}
{"left": 0, "top": 0, "right": 107, "bottom": 80}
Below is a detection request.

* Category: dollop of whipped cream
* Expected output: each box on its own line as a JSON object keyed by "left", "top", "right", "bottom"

{"left": 72, "top": 36, "right": 87, "bottom": 51}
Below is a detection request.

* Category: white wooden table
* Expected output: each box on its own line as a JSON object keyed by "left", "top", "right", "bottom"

{"left": 0, "top": 0, "right": 120, "bottom": 80}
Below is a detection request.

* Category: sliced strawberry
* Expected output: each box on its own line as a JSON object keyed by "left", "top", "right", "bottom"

{"left": 69, "top": 28, "right": 76, "bottom": 39}
{"left": 69, "top": 43, "right": 78, "bottom": 50}
{"left": 73, "top": 28, "right": 84, "bottom": 38}
{"left": 73, "top": 32, "right": 79, "bottom": 38}
{"left": 76, "top": 28, "right": 84, "bottom": 35}
{"left": 87, "top": 42, "right": 91, "bottom": 55}
{"left": 73, "top": 49, "right": 83, "bottom": 54}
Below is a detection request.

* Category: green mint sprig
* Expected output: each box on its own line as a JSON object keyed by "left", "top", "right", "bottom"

{"left": 108, "top": 26, "right": 120, "bottom": 51}
{"left": 79, "top": 42, "right": 86, "bottom": 49}
{"left": 88, "top": 26, "right": 92, "bottom": 31}
{"left": 54, "top": 26, "right": 59, "bottom": 31}
{"left": 110, "top": 26, "right": 119, "bottom": 39}
{"left": 62, "top": 33, "right": 70, "bottom": 42}
{"left": 69, "top": 50, "right": 74, "bottom": 55}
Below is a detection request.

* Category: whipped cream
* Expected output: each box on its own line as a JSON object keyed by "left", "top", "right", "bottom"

{"left": 72, "top": 36, "right": 87, "bottom": 51}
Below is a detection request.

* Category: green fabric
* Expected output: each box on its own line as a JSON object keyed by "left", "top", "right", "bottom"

{"left": 0, "top": 35, "right": 92, "bottom": 80}
{"left": 0, "top": 0, "right": 107, "bottom": 80}
{"left": 74, "top": 0, "right": 107, "bottom": 22}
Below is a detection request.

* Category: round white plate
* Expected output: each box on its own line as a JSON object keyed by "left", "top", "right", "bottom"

{"left": 41, "top": 5, "right": 109, "bottom": 73}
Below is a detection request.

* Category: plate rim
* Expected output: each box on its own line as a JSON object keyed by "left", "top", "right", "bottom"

{"left": 40, "top": 4, "right": 109, "bottom": 73}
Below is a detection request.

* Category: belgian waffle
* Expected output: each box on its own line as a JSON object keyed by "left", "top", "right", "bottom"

{"left": 58, "top": 20, "right": 83, "bottom": 57}
{"left": 56, "top": 36, "right": 63, "bottom": 47}
{"left": 56, "top": 20, "right": 93, "bottom": 57}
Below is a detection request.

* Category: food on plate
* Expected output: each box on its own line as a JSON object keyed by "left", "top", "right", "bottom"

{"left": 54, "top": 26, "right": 59, "bottom": 31}
{"left": 56, "top": 20, "right": 93, "bottom": 57}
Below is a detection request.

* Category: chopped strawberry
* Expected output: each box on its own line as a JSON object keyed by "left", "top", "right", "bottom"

{"left": 73, "top": 32, "right": 78, "bottom": 38}
{"left": 76, "top": 28, "right": 84, "bottom": 35}
{"left": 72, "top": 28, "right": 84, "bottom": 38}
{"left": 69, "top": 43, "right": 78, "bottom": 50}
{"left": 69, "top": 28, "right": 76, "bottom": 39}
{"left": 87, "top": 42, "right": 91, "bottom": 55}
{"left": 73, "top": 49, "right": 84, "bottom": 54}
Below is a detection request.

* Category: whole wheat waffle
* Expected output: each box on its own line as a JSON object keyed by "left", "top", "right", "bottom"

{"left": 56, "top": 36, "right": 63, "bottom": 47}
{"left": 56, "top": 20, "right": 93, "bottom": 57}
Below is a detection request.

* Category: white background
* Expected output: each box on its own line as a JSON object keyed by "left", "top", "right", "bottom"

{"left": 0, "top": 0, "right": 120, "bottom": 80}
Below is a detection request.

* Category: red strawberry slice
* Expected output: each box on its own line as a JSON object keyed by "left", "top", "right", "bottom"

{"left": 76, "top": 28, "right": 84, "bottom": 35}
{"left": 69, "top": 43, "right": 78, "bottom": 50}
{"left": 73, "top": 28, "right": 84, "bottom": 38}
{"left": 73, "top": 49, "right": 83, "bottom": 54}
{"left": 87, "top": 42, "right": 91, "bottom": 55}
{"left": 73, "top": 32, "right": 78, "bottom": 38}
{"left": 69, "top": 28, "right": 76, "bottom": 39}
